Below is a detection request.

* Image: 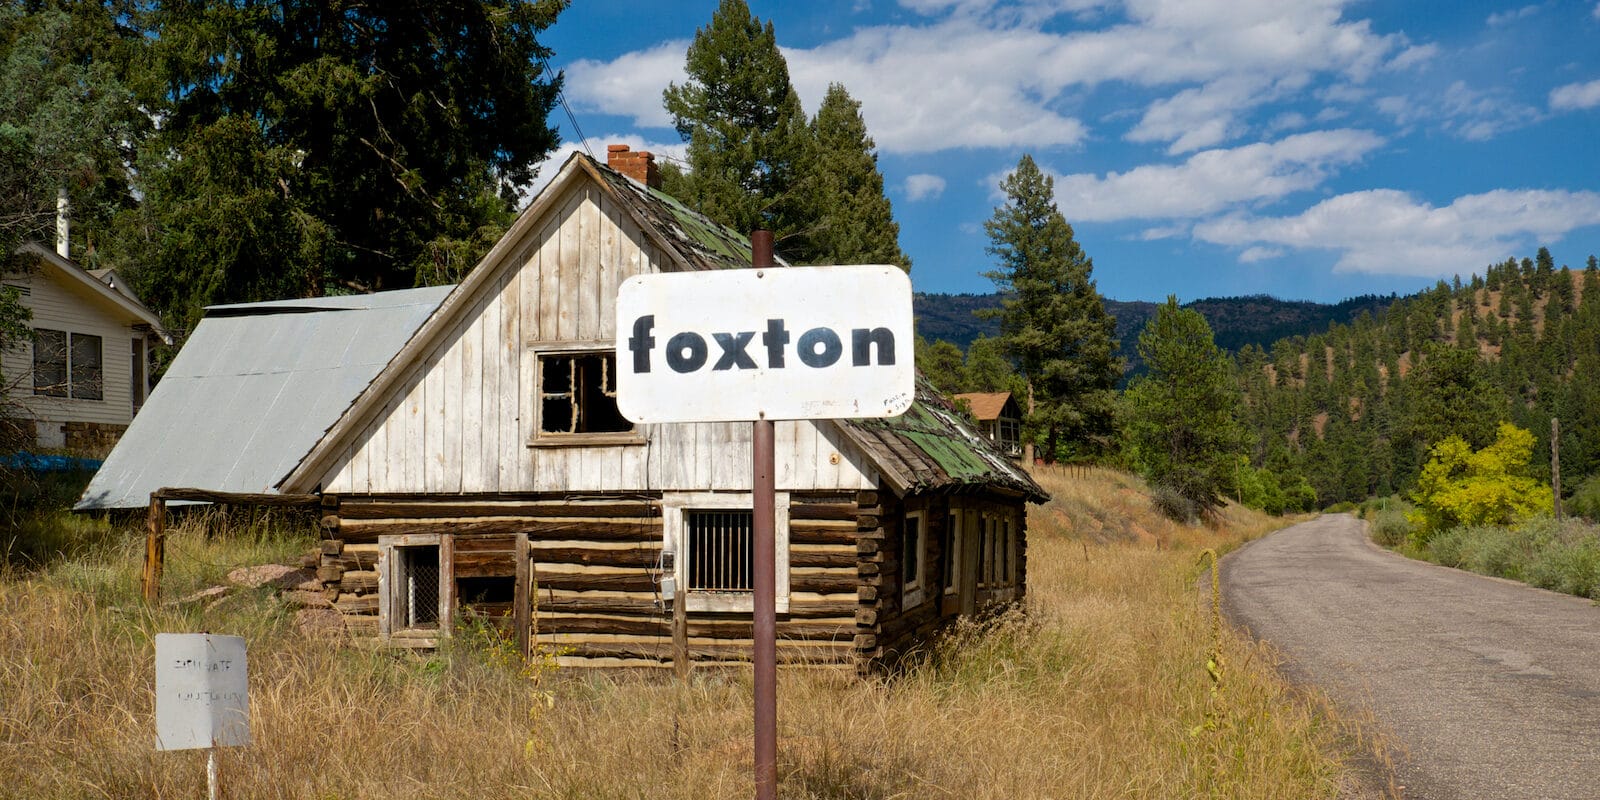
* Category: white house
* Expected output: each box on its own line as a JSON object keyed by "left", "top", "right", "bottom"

{"left": 3, "top": 242, "right": 167, "bottom": 453}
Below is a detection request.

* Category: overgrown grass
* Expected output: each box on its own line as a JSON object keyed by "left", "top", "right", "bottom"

{"left": 0, "top": 468, "right": 1368, "bottom": 798}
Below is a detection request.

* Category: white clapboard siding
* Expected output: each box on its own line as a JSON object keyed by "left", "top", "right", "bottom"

{"left": 2, "top": 264, "right": 142, "bottom": 431}
{"left": 318, "top": 178, "right": 878, "bottom": 495}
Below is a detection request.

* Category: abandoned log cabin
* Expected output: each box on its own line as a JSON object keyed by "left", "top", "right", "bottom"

{"left": 80, "top": 146, "right": 1047, "bottom": 670}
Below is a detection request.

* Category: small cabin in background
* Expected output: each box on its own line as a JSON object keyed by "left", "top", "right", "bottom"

{"left": 82, "top": 147, "right": 1046, "bottom": 672}
{"left": 3, "top": 242, "right": 167, "bottom": 454}
{"left": 954, "top": 391, "right": 1023, "bottom": 460}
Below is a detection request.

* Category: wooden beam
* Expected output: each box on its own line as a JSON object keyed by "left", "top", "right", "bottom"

{"left": 337, "top": 500, "right": 659, "bottom": 520}
{"left": 153, "top": 487, "right": 321, "bottom": 507}
{"left": 515, "top": 532, "right": 531, "bottom": 660}
{"left": 141, "top": 495, "right": 166, "bottom": 603}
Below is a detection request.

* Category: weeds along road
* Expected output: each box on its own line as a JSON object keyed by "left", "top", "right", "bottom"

{"left": 1222, "top": 514, "right": 1600, "bottom": 800}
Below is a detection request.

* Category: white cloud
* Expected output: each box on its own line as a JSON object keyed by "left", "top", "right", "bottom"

{"left": 1238, "top": 245, "right": 1285, "bottom": 262}
{"left": 1594, "top": 2, "right": 1600, "bottom": 20}
{"left": 564, "top": 41, "right": 689, "bottom": 129}
{"left": 1051, "top": 128, "right": 1385, "bottom": 221}
{"left": 1374, "top": 80, "right": 1539, "bottom": 141}
{"left": 566, "top": 0, "right": 1402, "bottom": 154}
{"left": 1486, "top": 5, "right": 1539, "bottom": 26}
{"left": 518, "top": 135, "right": 688, "bottom": 206}
{"left": 904, "top": 173, "right": 947, "bottom": 201}
{"left": 1551, "top": 79, "right": 1600, "bottom": 111}
{"left": 1194, "top": 188, "right": 1600, "bottom": 276}
{"left": 1386, "top": 43, "right": 1439, "bottom": 71}
{"left": 1139, "top": 223, "right": 1190, "bottom": 240}
{"left": 1126, "top": 76, "right": 1273, "bottom": 154}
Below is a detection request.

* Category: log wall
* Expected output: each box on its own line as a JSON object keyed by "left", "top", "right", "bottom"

{"left": 314, "top": 492, "right": 876, "bottom": 669}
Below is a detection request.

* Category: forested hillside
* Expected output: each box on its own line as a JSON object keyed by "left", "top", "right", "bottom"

{"left": 1240, "top": 248, "right": 1600, "bottom": 507}
{"left": 914, "top": 291, "right": 1394, "bottom": 375}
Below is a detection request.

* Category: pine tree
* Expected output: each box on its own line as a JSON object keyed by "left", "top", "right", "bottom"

{"left": 121, "top": 0, "right": 565, "bottom": 332}
{"left": 1122, "top": 297, "right": 1245, "bottom": 517}
{"left": 801, "top": 83, "right": 909, "bottom": 269}
{"left": 983, "top": 154, "right": 1120, "bottom": 459}
{"left": 663, "top": 0, "right": 811, "bottom": 246}
{"left": 915, "top": 336, "right": 966, "bottom": 396}
{"left": 963, "top": 335, "right": 1027, "bottom": 398}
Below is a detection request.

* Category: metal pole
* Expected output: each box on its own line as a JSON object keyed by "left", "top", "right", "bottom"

{"left": 750, "top": 230, "right": 777, "bottom": 800}
{"left": 207, "top": 747, "right": 219, "bottom": 800}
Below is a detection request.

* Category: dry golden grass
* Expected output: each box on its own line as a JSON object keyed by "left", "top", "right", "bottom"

{"left": 0, "top": 470, "right": 1364, "bottom": 799}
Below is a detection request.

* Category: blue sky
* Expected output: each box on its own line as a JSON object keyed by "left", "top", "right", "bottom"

{"left": 536, "top": 0, "right": 1600, "bottom": 304}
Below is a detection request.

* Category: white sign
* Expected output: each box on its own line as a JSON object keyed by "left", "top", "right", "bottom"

{"left": 615, "top": 265, "right": 914, "bottom": 423}
{"left": 155, "top": 633, "right": 250, "bottom": 751}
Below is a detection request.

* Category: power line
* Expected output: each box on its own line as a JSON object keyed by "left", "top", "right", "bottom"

{"left": 536, "top": 48, "right": 591, "bottom": 159}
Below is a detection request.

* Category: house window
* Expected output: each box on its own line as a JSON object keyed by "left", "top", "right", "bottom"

{"left": 998, "top": 417, "right": 1021, "bottom": 456}
{"left": 666, "top": 492, "right": 789, "bottom": 613}
{"left": 131, "top": 338, "right": 146, "bottom": 414}
{"left": 942, "top": 511, "right": 960, "bottom": 595}
{"left": 379, "top": 535, "right": 451, "bottom": 636}
{"left": 33, "top": 329, "right": 66, "bottom": 397}
{"left": 536, "top": 351, "right": 633, "bottom": 440}
{"left": 33, "top": 329, "right": 101, "bottom": 400}
{"left": 902, "top": 511, "right": 926, "bottom": 608}
{"left": 687, "top": 510, "right": 753, "bottom": 593}
{"left": 398, "top": 546, "right": 441, "bottom": 629}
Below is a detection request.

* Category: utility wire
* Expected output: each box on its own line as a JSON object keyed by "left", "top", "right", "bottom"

{"left": 535, "top": 45, "right": 591, "bottom": 159}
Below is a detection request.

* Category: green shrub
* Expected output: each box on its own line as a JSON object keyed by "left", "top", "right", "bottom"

{"left": 1570, "top": 474, "right": 1600, "bottom": 522}
{"left": 1150, "top": 483, "right": 1198, "bottom": 523}
{"left": 1524, "top": 520, "right": 1600, "bottom": 598}
{"left": 1408, "top": 422, "right": 1551, "bottom": 544}
{"left": 1323, "top": 501, "right": 1356, "bottom": 514}
{"left": 1370, "top": 509, "right": 1412, "bottom": 548}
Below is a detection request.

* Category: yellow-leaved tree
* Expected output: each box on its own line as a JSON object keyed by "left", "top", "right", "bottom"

{"left": 1407, "top": 422, "right": 1552, "bottom": 543}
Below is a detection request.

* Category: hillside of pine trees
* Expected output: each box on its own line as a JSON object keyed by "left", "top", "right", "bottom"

{"left": 1239, "top": 248, "right": 1600, "bottom": 507}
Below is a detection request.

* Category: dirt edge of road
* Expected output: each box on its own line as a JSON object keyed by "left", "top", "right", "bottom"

{"left": 1212, "top": 515, "right": 1405, "bottom": 800}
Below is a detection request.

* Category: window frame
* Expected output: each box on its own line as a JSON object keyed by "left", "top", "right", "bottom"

{"left": 901, "top": 510, "right": 927, "bottom": 609}
{"left": 32, "top": 328, "right": 67, "bottom": 398}
{"left": 664, "top": 491, "right": 790, "bottom": 614}
{"left": 942, "top": 510, "right": 960, "bottom": 596}
{"left": 529, "top": 344, "right": 643, "bottom": 447}
{"left": 378, "top": 533, "right": 454, "bottom": 637}
{"left": 33, "top": 329, "right": 104, "bottom": 401}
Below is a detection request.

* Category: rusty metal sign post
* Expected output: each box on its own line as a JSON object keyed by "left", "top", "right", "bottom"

{"left": 615, "top": 233, "right": 913, "bottom": 800}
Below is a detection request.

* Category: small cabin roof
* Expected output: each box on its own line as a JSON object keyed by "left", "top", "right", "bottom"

{"left": 952, "top": 391, "right": 1017, "bottom": 422}
{"left": 75, "top": 286, "right": 451, "bottom": 510}
{"left": 839, "top": 381, "right": 1045, "bottom": 502}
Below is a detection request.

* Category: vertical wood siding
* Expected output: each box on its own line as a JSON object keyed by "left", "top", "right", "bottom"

{"left": 319, "top": 180, "right": 877, "bottom": 495}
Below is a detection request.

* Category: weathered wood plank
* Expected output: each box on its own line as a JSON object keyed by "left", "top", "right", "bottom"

{"left": 536, "top": 571, "right": 656, "bottom": 592}
{"left": 553, "top": 641, "right": 854, "bottom": 665}
{"left": 790, "top": 569, "right": 858, "bottom": 595}
{"left": 452, "top": 535, "right": 518, "bottom": 553}
{"left": 531, "top": 547, "right": 660, "bottom": 568}
{"left": 335, "top": 517, "right": 660, "bottom": 542}
{"left": 789, "top": 549, "right": 857, "bottom": 569}
{"left": 337, "top": 501, "right": 659, "bottom": 520}
{"left": 789, "top": 503, "right": 856, "bottom": 521}
{"left": 339, "top": 570, "right": 378, "bottom": 592}
{"left": 153, "top": 488, "right": 320, "bottom": 507}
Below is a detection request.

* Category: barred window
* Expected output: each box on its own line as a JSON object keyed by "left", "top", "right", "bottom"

{"left": 687, "top": 510, "right": 753, "bottom": 593}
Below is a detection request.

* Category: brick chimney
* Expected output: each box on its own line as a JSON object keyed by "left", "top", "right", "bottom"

{"left": 607, "top": 144, "right": 660, "bottom": 189}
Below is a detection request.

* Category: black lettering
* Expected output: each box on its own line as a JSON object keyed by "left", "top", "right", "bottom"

{"left": 797, "top": 328, "right": 842, "bottom": 368}
{"left": 762, "top": 319, "right": 790, "bottom": 368}
{"left": 628, "top": 315, "right": 656, "bottom": 373}
{"left": 712, "top": 331, "right": 758, "bottom": 370}
{"left": 851, "top": 327, "right": 896, "bottom": 366}
{"left": 666, "top": 332, "right": 707, "bottom": 373}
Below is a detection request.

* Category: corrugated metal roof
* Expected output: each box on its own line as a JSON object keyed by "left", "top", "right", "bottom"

{"left": 75, "top": 286, "right": 452, "bottom": 510}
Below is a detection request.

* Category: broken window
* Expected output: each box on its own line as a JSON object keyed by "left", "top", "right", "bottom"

{"left": 538, "top": 352, "right": 632, "bottom": 436}
{"left": 33, "top": 329, "right": 66, "bottom": 397}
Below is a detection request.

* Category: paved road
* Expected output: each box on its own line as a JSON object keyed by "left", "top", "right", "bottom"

{"left": 1222, "top": 514, "right": 1600, "bottom": 800}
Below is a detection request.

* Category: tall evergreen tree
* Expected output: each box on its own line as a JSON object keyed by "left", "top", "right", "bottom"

{"left": 802, "top": 83, "right": 909, "bottom": 269}
{"left": 119, "top": 0, "right": 565, "bottom": 332}
{"left": 663, "top": 0, "right": 810, "bottom": 246}
{"left": 1122, "top": 297, "right": 1246, "bottom": 517}
{"left": 983, "top": 154, "right": 1120, "bottom": 459}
